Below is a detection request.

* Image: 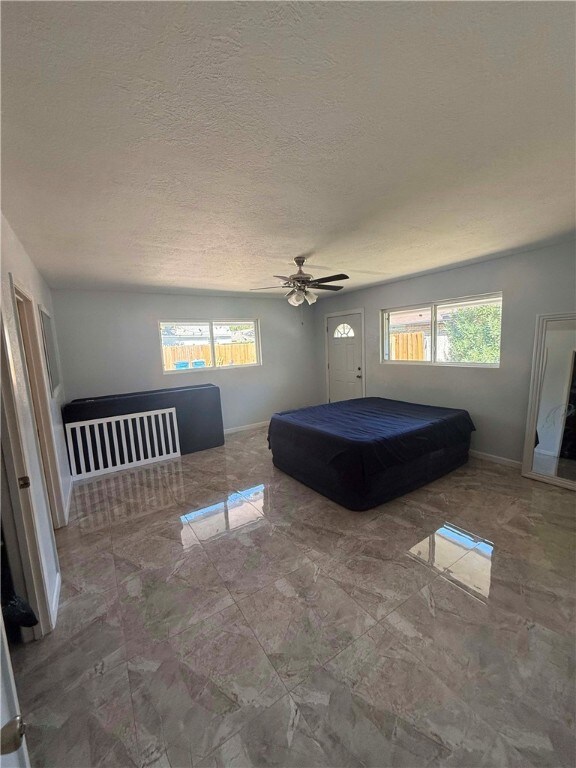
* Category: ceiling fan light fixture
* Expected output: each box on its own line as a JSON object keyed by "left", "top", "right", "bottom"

{"left": 304, "top": 290, "right": 317, "bottom": 305}
{"left": 288, "top": 290, "right": 305, "bottom": 306}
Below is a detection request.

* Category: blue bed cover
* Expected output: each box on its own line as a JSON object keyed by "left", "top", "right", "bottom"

{"left": 268, "top": 397, "right": 475, "bottom": 474}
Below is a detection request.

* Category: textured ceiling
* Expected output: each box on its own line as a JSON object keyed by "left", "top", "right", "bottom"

{"left": 2, "top": 1, "right": 575, "bottom": 295}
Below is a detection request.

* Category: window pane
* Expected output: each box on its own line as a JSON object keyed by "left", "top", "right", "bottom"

{"left": 213, "top": 322, "right": 258, "bottom": 367}
{"left": 436, "top": 296, "right": 502, "bottom": 364}
{"left": 334, "top": 323, "right": 354, "bottom": 338}
{"left": 387, "top": 307, "right": 432, "bottom": 361}
{"left": 160, "top": 322, "right": 213, "bottom": 371}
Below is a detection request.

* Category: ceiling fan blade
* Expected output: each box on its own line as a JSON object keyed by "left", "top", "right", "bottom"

{"left": 273, "top": 275, "right": 291, "bottom": 281}
{"left": 250, "top": 285, "right": 287, "bottom": 290}
{"left": 307, "top": 262, "right": 389, "bottom": 276}
{"left": 310, "top": 273, "right": 349, "bottom": 284}
{"left": 311, "top": 284, "right": 343, "bottom": 291}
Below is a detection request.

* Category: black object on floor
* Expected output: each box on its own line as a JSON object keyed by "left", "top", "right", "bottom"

{"left": 2, "top": 596, "right": 39, "bottom": 628}
{"left": 62, "top": 384, "right": 225, "bottom": 457}
{"left": 1, "top": 529, "right": 39, "bottom": 637}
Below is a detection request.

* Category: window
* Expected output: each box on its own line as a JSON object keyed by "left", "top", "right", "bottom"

{"left": 386, "top": 307, "right": 432, "bottom": 362}
{"left": 382, "top": 293, "right": 502, "bottom": 367}
{"left": 160, "top": 320, "right": 260, "bottom": 372}
{"left": 333, "top": 323, "right": 355, "bottom": 338}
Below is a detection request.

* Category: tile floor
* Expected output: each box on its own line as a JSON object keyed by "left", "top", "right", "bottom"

{"left": 10, "top": 427, "right": 576, "bottom": 767}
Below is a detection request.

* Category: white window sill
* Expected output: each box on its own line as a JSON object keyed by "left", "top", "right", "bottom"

{"left": 162, "top": 362, "right": 262, "bottom": 374}
{"left": 379, "top": 360, "right": 500, "bottom": 369}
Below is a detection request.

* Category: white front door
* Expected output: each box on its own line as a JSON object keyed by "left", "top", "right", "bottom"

{"left": 327, "top": 313, "right": 364, "bottom": 402}
{"left": 1, "top": 618, "right": 30, "bottom": 768}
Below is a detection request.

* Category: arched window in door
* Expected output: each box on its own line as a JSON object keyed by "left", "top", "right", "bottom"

{"left": 333, "top": 323, "right": 355, "bottom": 338}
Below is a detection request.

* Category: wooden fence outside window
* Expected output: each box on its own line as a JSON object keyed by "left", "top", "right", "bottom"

{"left": 389, "top": 332, "right": 425, "bottom": 361}
{"left": 163, "top": 342, "right": 257, "bottom": 370}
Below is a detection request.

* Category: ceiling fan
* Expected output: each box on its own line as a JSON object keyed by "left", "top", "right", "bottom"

{"left": 251, "top": 256, "right": 349, "bottom": 306}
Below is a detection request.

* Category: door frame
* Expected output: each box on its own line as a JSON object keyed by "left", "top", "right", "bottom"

{"left": 324, "top": 308, "right": 366, "bottom": 402}
{"left": 1, "top": 320, "right": 59, "bottom": 635}
{"left": 12, "top": 281, "right": 66, "bottom": 529}
{"left": 1, "top": 447, "right": 35, "bottom": 645}
{"left": 1, "top": 615, "right": 31, "bottom": 768}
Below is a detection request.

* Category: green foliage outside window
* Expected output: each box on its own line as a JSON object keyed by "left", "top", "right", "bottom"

{"left": 443, "top": 304, "right": 502, "bottom": 364}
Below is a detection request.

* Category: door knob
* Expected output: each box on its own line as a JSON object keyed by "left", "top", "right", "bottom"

{"left": 356, "top": 374, "right": 362, "bottom": 379}
{"left": 1, "top": 715, "right": 26, "bottom": 755}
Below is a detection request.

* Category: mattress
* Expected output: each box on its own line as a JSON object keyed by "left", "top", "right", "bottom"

{"left": 268, "top": 397, "right": 475, "bottom": 510}
{"left": 62, "top": 384, "right": 224, "bottom": 455}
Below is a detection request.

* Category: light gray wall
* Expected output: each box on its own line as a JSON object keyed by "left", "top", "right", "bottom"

{"left": 53, "top": 290, "right": 322, "bottom": 430}
{"left": 52, "top": 238, "right": 575, "bottom": 456}
{"left": 312, "top": 239, "right": 576, "bottom": 462}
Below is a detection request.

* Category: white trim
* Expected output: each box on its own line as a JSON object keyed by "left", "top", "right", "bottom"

{"left": 324, "top": 307, "right": 366, "bottom": 320}
{"left": 163, "top": 362, "right": 262, "bottom": 374}
{"left": 49, "top": 570, "right": 61, "bottom": 628}
{"left": 63, "top": 476, "right": 73, "bottom": 519}
{"left": 11, "top": 282, "right": 68, "bottom": 529}
{"left": 324, "top": 308, "right": 366, "bottom": 402}
{"left": 224, "top": 420, "right": 269, "bottom": 435}
{"left": 523, "top": 474, "right": 576, "bottom": 492}
{"left": 65, "top": 408, "right": 181, "bottom": 479}
{"left": 378, "top": 360, "right": 500, "bottom": 369}
{"left": 469, "top": 449, "right": 521, "bottom": 469}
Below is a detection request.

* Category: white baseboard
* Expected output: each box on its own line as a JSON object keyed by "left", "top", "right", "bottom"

{"left": 62, "top": 479, "right": 73, "bottom": 526}
{"left": 49, "top": 570, "right": 61, "bottom": 630}
{"left": 224, "top": 420, "right": 269, "bottom": 435}
{"left": 469, "top": 449, "right": 521, "bottom": 469}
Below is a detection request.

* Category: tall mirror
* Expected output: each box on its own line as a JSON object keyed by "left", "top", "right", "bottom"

{"left": 39, "top": 306, "right": 61, "bottom": 396}
{"left": 522, "top": 312, "right": 576, "bottom": 489}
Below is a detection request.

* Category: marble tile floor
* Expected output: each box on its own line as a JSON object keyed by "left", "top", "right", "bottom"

{"left": 9, "top": 427, "right": 576, "bottom": 767}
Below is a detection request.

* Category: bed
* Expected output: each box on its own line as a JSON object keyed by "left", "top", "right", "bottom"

{"left": 268, "top": 397, "right": 475, "bottom": 510}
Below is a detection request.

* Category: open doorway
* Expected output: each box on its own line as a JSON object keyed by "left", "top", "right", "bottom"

{"left": 12, "top": 286, "right": 66, "bottom": 529}
{"left": 1, "top": 322, "right": 60, "bottom": 636}
{"left": 1, "top": 448, "right": 37, "bottom": 647}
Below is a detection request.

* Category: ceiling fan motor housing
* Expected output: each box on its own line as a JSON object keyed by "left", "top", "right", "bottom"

{"left": 290, "top": 256, "right": 313, "bottom": 282}
{"left": 289, "top": 273, "right": 313, "bottom": 283}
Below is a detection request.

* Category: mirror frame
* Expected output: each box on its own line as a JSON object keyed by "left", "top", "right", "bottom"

{"left": 521, "top": 311, "right": 576, "bottom": 490}
{"left": 38, "top": 305, "right": 61, "bottom": 397}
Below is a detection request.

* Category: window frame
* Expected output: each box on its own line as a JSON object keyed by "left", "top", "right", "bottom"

{"left": 381, "top": 292, "right": 502, "bottom": 368}
{"left": 159, "top": 319, "right": 262, "bottom": 374}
